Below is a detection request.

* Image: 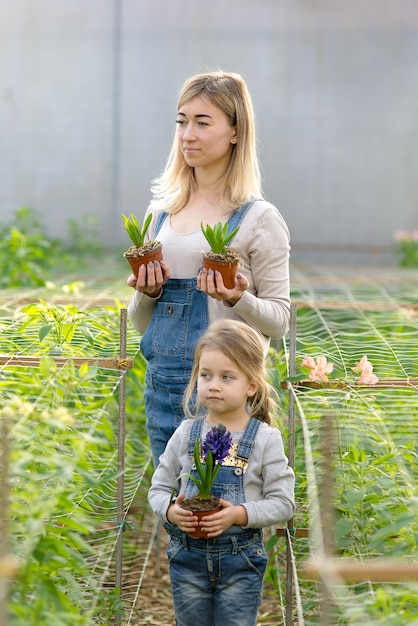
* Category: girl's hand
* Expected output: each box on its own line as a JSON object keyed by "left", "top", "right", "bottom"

{"left": 127, "top": 260, "right": 170, "bottom": 297}
{"left": 166, "top": 494, "right": 198, "bottom": 533}
{"left": 197, "top": 268, "right": 248, "bottom": 305}
{"left": 199, "top": 499, "right": 249, "bottom": 538}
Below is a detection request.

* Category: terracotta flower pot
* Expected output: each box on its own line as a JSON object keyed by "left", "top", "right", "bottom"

{"left": 202, "top": 256, "right": 239, "bottom": 289}
{"left": 184, "top": 506, "right": 223, "bottom": 539}
{"left": 181, "top": 494, "right": 222, "bottom": 539}
{"left": 124, "top": 243, "right": 163, "bottom": 277}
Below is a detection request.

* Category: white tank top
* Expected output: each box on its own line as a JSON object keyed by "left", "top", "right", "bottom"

{"left": 156, "top": 216, "right": 214, "bottom": 279}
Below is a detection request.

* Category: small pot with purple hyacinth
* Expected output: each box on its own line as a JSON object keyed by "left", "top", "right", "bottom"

{"left": 177, "top": 424, "right": 232, "bottom": 538}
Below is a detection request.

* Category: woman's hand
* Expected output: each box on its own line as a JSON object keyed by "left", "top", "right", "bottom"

{"left": 127, "top": 260, "right": 170, "bottom": 297}
{"left": 198, "top": 268, "right": 248, "bottom": 305}
{"left": 166, "top": 494, "right": 198, "bottom": 533}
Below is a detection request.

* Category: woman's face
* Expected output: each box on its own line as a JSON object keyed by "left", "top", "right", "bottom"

{"left": 176, "top": 95, "right": 237, "bottom": 174}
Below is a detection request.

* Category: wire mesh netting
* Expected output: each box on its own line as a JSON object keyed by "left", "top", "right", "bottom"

{"left": 0, "top": 264, "right": 417, "bottom": 625}
{"left": 285, "top": 265, "right": 418, "bottom": 625}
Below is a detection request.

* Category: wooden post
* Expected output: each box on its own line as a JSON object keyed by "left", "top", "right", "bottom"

{"left": 302, "top": 558, "right": 418, "bottom": 582}
{"left": 318, "top": 413, "right": 337, "bottom": 625}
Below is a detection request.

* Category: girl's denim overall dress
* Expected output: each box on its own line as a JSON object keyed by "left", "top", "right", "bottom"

{"left": 164, "top": 417, "right": 268, "bottom": 626}
{"left": 140, "top": 201, "right": 255, "bottom": 466}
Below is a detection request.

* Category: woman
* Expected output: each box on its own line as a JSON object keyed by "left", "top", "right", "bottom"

{"left": 127, "top": 71, "right": 290, "bottom": 466}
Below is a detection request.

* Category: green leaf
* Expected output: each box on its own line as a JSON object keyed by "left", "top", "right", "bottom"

{"left": 78, "top": 362, "right": 90, "bottom": 378}
{"left": 193, "top": 438, "right": 205, "bottom": 484}
{"left": 79, "top": 325, "right": 95, "bottom": 345}
{"left": 61, "top": 322, "right": 75, "bottom": 342}
{"left": 201, "top": 450, "right": 214, "bottom": 498}
{"left": 335, "top": 516, "right": 356, "bottom": 541}
{"left": 20, "top": 303, "right": 42, "bottom": 315}
{"left": 39, "top": 324, "right": 53, "bottom": 342}
{"left": 174, "top": 471, "right": 203, "bottom": 493}
{"left": 201, "top": 221, "right": 240, "bottom": 255}
{"left": 39, "top": 355, "right": 57, "bottom": 375}
{"left": 122, "top": 212, "right": 153, "bottom": 247}
{"left": 344, "top": 487, "right": 366, "bottom": 509}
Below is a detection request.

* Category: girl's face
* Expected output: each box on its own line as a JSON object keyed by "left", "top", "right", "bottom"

{"left": 197, "top": 348, "right": 257, "bottom": 421}
{"left": 176, "top": 95, "right": 237, "bottom": 174}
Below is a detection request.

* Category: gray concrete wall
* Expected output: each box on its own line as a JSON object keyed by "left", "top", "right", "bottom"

{"left": 1, "top": 0, "right": 417, "bottom": 265}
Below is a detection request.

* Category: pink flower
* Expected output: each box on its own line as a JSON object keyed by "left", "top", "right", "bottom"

{"left": 353, "top": 355, "right": 369, "bottom": 373}
{"left": 394, "top": 229, "right": 418, "bottom": 241}
{"left": 394, "top": 230, "right": 411, "bottom": 241}
{"left": 301, "top": 355, "right": 334, "bottom": 383}
{"left": 301, "top": 355, "right": 315, "bottom": 369}
{"left": 353, "top": 355, "right": 379, "bottom": 385}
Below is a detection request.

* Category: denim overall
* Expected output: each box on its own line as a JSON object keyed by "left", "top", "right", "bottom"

{"left": 164, "top": 417, "right": 268, "bottom": 626}
{"left": 140, "top": 201, "right": 255, "bottom": 466}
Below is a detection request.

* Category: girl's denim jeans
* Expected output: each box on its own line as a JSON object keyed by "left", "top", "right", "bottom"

{"left": 165, "top": 525, "right": 267, "bottom": 626}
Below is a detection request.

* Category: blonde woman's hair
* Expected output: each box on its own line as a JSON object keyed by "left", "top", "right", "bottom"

{"left": 184, "top": 319, "right": 277, "bottom": 425}
{"left": 151, "top": 71, "right": 262, "bottom": 213}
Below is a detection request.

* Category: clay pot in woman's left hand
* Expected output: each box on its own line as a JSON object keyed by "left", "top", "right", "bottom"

{"left": 124, "top": 242, "right": 163, "bottom": 277}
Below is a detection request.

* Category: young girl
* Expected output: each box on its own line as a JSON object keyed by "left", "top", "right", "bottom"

{"left": 127, "top": 71, "right": 290, "bottom": 466}
{"left": 148, "top": 319, "right": 295, "bottom": 626}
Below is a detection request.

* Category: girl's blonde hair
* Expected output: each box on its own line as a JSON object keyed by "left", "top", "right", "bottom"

{"left": 184, "top": 319, "right": 277, "bottom": 425}
{"left": 151, "top": 71, "right": 262, "bottom": 213}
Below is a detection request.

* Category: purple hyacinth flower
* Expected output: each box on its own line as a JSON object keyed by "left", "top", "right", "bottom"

{"left": 202, "top": 424, "right": 232, "bottom": 465}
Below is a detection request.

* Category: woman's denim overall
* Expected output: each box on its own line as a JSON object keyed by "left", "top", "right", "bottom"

{"left": 140, "top": 201, "right": 255, "bottom": 466}
{"left": 164, "top": 417, "right": 268, "bottom": 626}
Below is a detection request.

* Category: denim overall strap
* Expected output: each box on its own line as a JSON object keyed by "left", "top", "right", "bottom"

{"left": 154, "top": 211, "right": 168, "bottom": 236}
{"left": 225, "top": 199, "right": 257, "bottom": 239}
{"left": 187, "top": 418, "right": 204, "bottom": 456}
{"left": 236, "top": 417, "right": 261, "bottom": 461}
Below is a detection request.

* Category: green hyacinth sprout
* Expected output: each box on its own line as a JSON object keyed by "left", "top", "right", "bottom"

{"left": 122, "top": 212, "right": 153, "bottom": 248}
{"left": 201, "top": 222, "right": 240, "bottom": 256}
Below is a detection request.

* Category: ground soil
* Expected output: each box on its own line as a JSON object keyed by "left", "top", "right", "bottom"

{"left": 180, "top": 494, "right": 221, "bottom": 512}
